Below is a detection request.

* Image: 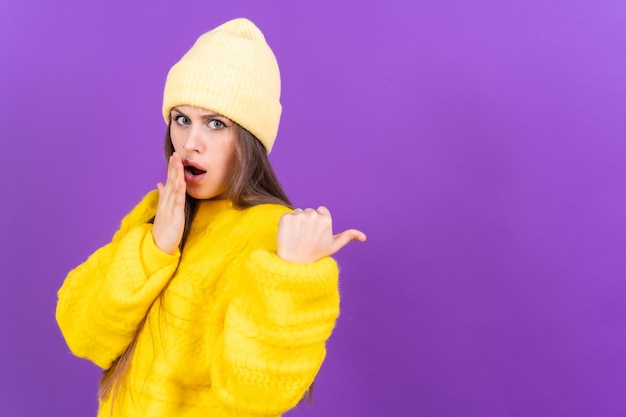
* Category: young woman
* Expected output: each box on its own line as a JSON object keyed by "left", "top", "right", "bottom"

{"left": 56, "top": 17, "right": 365, "bottom": 417}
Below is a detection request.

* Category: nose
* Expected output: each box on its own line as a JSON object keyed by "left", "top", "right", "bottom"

{"left": 182, "top": 126, "right": 202, "bottom": 152}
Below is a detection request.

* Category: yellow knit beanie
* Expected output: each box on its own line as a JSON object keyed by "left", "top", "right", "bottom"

{"left": 162, "top": 18, "right": 281, "bottom": 153}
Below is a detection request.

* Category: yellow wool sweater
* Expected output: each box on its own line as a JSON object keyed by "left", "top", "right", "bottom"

{"left": 56, "top": 191, "right": 340, "bottom": 417}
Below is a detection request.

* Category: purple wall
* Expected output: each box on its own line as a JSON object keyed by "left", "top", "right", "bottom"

{"left": 2, "top": 0, "right": 625, "bottom": 416}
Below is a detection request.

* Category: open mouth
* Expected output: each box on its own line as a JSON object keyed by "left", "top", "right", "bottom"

{"left": 185, "top": 165, "right": 206, "bottom": 176}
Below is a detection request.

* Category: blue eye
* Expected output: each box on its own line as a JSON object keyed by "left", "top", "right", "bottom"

{"left": 208, "top": 120, "right": 225, "bottom": 129}
{"left": 174, "top": 115, "right": 191, "bottom": 126}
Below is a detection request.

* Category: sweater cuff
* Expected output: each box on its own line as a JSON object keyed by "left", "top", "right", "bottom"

{"left": 246, "top": 250, "right": 339, "bottom": 294}
{"left": 139, "top": 224, "right": 180, "bottom": 277}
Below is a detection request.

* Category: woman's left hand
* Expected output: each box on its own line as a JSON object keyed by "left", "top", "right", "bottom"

{"left": 277, "top": 206, "right": 366, "bottom": 263}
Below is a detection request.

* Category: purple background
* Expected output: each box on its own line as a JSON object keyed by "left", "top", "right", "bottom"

{"left": 1, "top": 0, "right": 625, "bottom": 416}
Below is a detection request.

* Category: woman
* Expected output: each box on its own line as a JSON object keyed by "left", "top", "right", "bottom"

{"left": 56, "top": 17, "right": 365, "bottom": 417}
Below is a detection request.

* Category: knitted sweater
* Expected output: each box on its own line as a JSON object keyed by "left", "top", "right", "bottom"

{"left": 56, "top": 191, "right": 340, "bottom": 417}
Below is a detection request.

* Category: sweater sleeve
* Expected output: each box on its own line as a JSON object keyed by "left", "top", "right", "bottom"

{"left": 56, "top": 191, "right": 181, "bottom": 370}
{"left": 211, "top": 247, "right": 340, "bottom": 415}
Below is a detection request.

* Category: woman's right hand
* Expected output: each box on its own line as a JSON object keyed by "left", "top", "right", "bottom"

{"left": 152, "top": 152, "right": 186, "bottom": 255}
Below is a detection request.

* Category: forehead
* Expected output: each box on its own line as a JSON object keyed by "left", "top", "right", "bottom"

{"left": 171, "top": 105, "right": 230, "bottom": 120}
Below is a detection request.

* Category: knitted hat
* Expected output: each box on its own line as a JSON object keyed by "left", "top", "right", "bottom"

{"left": 162, "top": 18, "right": 282, "bottom": 153}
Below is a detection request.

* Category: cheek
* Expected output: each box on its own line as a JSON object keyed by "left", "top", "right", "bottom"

{"left": 170, "top": 133, "right": 185, "bottom": 152}
{"left": 222, "top": 145, "right": 238, "bottom": 175}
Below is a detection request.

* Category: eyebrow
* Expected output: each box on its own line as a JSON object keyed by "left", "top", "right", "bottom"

{"left": 171, "top": 108, "right": 230, "bottom": 122}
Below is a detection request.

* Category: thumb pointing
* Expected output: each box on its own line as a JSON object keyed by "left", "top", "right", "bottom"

{"left": 331, "top": 229, "right": 367, "bottom": 254}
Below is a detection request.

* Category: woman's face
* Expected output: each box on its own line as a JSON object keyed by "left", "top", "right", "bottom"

{"left": 169, "top": 105, "right": 238, "bottom": 200}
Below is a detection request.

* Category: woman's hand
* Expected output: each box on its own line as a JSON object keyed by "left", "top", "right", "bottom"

{"left": 277, "top": 206, "right": 366, "bottom": 263}
{"left": 152, "top": 152, "right": 186, "bottom": 255}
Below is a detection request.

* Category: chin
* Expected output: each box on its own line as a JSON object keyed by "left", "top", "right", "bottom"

{"left": 186, "top": 188, "right": 228, "bottom": 201}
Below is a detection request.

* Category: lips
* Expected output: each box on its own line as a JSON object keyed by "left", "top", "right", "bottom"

{"left": 183, "top": 160, "right": 206, "bottom": 183}
{"left": 185, "top": 166, "right": 205, "bottom": 175}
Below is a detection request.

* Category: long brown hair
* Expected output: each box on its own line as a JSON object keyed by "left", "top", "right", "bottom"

{"left": 99, "top": 123, "right": 314, "bottom": 406}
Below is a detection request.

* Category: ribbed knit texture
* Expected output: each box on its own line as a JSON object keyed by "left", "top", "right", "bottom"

{"left": 56, "top": 191, "right": 340, "bottom": 417}
{"left": 162, "top": 18, "right": 282, "bottom": 152}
